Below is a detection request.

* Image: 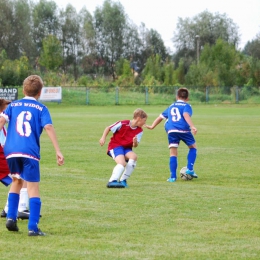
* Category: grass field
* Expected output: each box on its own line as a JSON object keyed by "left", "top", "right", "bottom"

{"left": 0, "top": 104, "right": 260, "bottom": 260}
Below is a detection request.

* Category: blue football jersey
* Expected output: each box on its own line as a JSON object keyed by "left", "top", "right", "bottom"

{"left": 2, "top": 97, "right": 52, "bottom": 160}
{"left": 161, "top": 100, "right": 193, "bottom": 133}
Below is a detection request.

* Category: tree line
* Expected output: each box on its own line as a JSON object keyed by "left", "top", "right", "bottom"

{"left": 0, "top": 0, "right": 259, "bottom": 90}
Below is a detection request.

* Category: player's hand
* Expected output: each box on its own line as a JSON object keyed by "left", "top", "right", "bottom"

{"left": 191, "top": 126, "right": 197, "bottom": 135}
{"left": 133, "top": 136, "right": 138, "bottom": 147}
{"left": 56, "top": 152, "right": 64, "bottom": 166}
{"left": 99, "top": 138, "right": 105, "bottom": 146}
{"left": 144, "top": 124, "right": 152, "bottom": 129}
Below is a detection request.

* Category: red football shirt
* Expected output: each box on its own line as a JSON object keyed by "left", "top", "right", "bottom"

{"left": 107, "top": 120, "right": 143, "bottom": 151}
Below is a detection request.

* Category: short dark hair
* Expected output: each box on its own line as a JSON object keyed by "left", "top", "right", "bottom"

{"left": 177, "top": 88, "right": 189, "bottom": 100}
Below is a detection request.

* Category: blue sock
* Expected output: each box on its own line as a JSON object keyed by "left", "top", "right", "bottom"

{"left": 7, "top": 193, "right": 19, "bottom": 220}
{"left": 187, "top": 148, "right": 197, "bottom": 171}
{"left": 28, "top": 197, "right": 41, "bottom": 232}
{"left": 169, "top": 156, "right": 177, "bottom": 179}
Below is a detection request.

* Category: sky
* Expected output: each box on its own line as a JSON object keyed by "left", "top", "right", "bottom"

{"left": 54, "top": 0, "right": 260, "bottom": 52}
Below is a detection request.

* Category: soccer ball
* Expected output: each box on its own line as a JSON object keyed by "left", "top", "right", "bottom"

{"left": 180, "top": 167, "right": 193, "bottom": 181}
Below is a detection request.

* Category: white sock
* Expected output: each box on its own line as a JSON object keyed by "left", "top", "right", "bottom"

{"left": 120, "top": 159, "right": 137, "bottom": 181}
{"left": 4, "top": 194, "right": 8, "bottom": 213}
{"left": 18, "top": 188, "right": 29, "bottom": 212}
{"left": 109, "top": 164, "right": 125, "bottom": 182}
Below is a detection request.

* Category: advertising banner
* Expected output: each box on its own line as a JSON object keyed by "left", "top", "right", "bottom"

{"left": 39, "top": 87, "right": 62, "bottom": 103}
{"left": 0, "top": 88, "right": 18, "bottom": 101}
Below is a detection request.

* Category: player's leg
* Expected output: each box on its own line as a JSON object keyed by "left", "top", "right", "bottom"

{"left": 107, "top": 147, "right": 126, "bottom": 188}
{"left": 0, "top": 146, "right": 12, "bottom": 218}
{"left": 187, "top": 144, "right": 197, "bottom": 170}
{"left": 5, "top": 157, "right": 23, "bottom": 232}
{"left": 17, "top": 181, "right": 29, "bottom": 220}
{"left": 27, "top": 181, "right": 44, "bottom": 236}
{"left": 167, "top": 133, "right": 179, "bottom": 182}
{"left": 6, "top": 177, "right": 23, "bottom": 232}
{"left": 23, "top": 158, "right": 45, "bottom": 236}
{"left": 119, "top": 150, "right": 137, "bottom": 187}
{"left": 2, "top": 181, "right": 29, "bottom": 219}
{"left": 183, "top": 133, "right": 198, "bottom": 178}
{"left": 167, "top": 147, "right": 178, "bottom": 182}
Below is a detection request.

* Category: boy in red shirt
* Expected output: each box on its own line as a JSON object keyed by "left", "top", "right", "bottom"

{"left": 99, "top": 108, "right": 147, "bottom": 188}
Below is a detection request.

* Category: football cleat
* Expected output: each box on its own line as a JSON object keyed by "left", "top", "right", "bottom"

{"left": 17, "top": 210, "right": 30, "bottom": 220}
{"left": 1, "top": 209, "right": 7, "bottom": 218}
{"left": 6, "top": 218, "right": 19, "bottom": 232}
{"left": 120, "top": 180, "right": 128, "bottom": 187}
{"left": 167, "top": 178, "right": 176, "bottom": 182}
{"left": 17, "top": 210, "right": 42, "bottom": 220}
{"left": 185, "top": 169, "right": 198, "bottom": 178}
{"left": 28, "top": 228, "right": 46, "bottom": 236}
{"left": 107, "top": 181, "right": 125, "bottom": 188}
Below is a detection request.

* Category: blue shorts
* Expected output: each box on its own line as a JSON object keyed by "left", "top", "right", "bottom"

{"left": 0, "top": 175, "right": 12, "bottom": 186}
{"left": 7, "top": 157, "right": 40, "bottom": 182}
{"left": 107, "top": 146, "right": 132, "bottom": 159}
{"left": 168, "top": 132, "right": 195, "bottom": 148}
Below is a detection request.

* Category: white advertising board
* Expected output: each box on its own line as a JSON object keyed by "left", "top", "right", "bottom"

{"left": 39, "top": 87, "right": 62, "bottom": 103}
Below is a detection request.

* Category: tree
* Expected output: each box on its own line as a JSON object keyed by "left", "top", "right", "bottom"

{"left": 12, "top": 0, "right": 35, "bottom": 60}
{"left": 243, "top": 38, "right": 260, "bottom": 59}
{"left": 60, "top": 4, "right": 81, "bottom": 79}
{"left": 0, "top": 0, "right": 14, "bottom": 57}
{"left": 172, "top": 10, "right": 240, "bottom": 70}
{"left": 39, "top": 35, "right": 62, "bottom": 71}
{"left": 185, "top": 39, "right": 244, "bottom": 89}
{"left": 93, "top": 0, "right": 127, "bottom": 79}
{"left": 32, "top": 0, "right": 60, "bottom": 54}
{"left": 142, "top": 54, "right": 163, "bottom": 84}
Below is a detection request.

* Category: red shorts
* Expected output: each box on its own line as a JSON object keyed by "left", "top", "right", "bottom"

{"left": 0, "top": 146, "right": 9, "bottom": 180}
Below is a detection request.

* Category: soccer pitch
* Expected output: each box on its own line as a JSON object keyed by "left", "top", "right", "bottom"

{"left": 0, "top": 104, "right": 259, "bottom": 260}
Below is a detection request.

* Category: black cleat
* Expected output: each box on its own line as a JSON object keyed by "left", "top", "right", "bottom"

{"left": 1, "top": 209, "right": 7, "bottom": 218}
{"left": 17, "top": 210, "right": 30, "bottom": 220}
{"left": 17, "top": 210, "right": 42, "bottom": 220}
{"left": 28, "top": 228, "right": 46, "bottom": 236}
{"left": 6, "top": 218, "right": 19, "bottom": 232}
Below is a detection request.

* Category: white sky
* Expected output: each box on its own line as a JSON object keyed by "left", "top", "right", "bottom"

{"left": 54, "top": 0, "right": 260, "bottom": 51}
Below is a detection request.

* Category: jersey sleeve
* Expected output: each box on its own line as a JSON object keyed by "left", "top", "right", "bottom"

{"left": 109, "top": 121, "right": 122, "bottom": 133}
{"left": 136, "top": 131, "right": 143, "bottom": 143}
{"left": 0, "top": 129, "right": 5, "bottom": 145}
{"left": 41, "top": 107, "right": 53, "bottom": 127}
{"left": 161, "top": 107, "right": 169, "bottom": 119}
{"left": 183, "top": 104, "right": 193, "bottom": 116}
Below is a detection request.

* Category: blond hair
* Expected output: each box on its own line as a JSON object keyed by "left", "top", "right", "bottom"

{"left": 23, "top": 75, "right": 44, "bottom": 97}
{"left": 133, "top": 108, "right": 147, "bottom": 119}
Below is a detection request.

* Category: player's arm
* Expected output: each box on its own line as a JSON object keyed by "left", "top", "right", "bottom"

{"left": 0, "top": 116, "right": 6, "bottom": 131}
{"left": 183, "top": 112, "right": 197, "bottom": 135}
{"left": 99, "top": 126, "right": 110, "bottom": 146}
{"left": 44, "top": 124, "right": 64, "bottom": 166}
{"left": 145, "top": 116, "right": 163, "bottom": 130}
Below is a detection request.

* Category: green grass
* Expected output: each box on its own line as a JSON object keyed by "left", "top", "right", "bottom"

{"left": 1, "top": 104, "right": 260, "bottom": 259}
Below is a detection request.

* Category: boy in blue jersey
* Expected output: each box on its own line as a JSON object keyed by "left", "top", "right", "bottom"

{"left": 0, "top": 99, "right": 30, "bottom": 220}
{"left": 145, "top": 88, "right": 198, "bottom": 182}
{"left": 0, "top": 75, "right": 64, "bottom": 236}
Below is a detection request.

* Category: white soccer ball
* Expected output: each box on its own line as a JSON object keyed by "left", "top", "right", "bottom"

{"left": 180, "top": 166, "right": 193, "bottom": 181}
